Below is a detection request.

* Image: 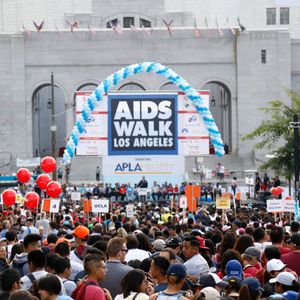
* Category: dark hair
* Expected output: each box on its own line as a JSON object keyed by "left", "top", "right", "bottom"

{"left": 5, "top": 230, "right": 17, "bottom": 242}
{"left": 126, "top": 235, "right": 139, "bottom": 249}
{"left": 38, "top": 274, "right": 61, "bottom": 296}
{"left": 93, "top": 240, "right": 108, "bottom": 253}
{"left": 276, "top": 280, "right": 300, "bottom": 292}
{"left": 218, "top": 232, "right": 237, "bottom": 257}
{"left": 253, "top": 228, "right": 266, "bottom": 243}
{"left": 54, "top": 242, "right": 70, "bottom": 257}
{"left": 221, "top": 249, "right": 243, "bottom": 275}
{"left": 291, "top": 221, "right": 300, "bottom": 233}
{"left": 84, "top": 254, "right": 105, "bottom": 274}
{"left": 23, "top": 234, "right": 41, "bottom": 249}
{"left": 139, "top": 257, "right": 152, "bottom": 273}
{"left": 28, "top": 250, "right": 46, "bottom": 269}
{"left": 136, "top": 233, "right": 153, "bottom": 252}
{"left": 160, "top": 248, "right": 176, "bottom": 262}
{"left": 184, "top": 236, "right": 200, "bottom": 248}
{"left": 152, "top": 256, "right": 170, "bottom": 276}
{"left": 0, "top": 269, "right": 20, "bottom": 292}
{"left": 46, "top": 234, "right": 58, "bottom": 245}
{"left": 233, "top": 235, "right": 254, "bottom": 255}
{"left": 270, "top": 227, "right": 284, "bottom": 244}
{"left": 121, "top": 269, "right": 147, "bottom": 298}
{"left": 8, "top": 290, "right": 38, "bottom": 300}
{"left": 53, "top": 256, "right": 71, "bottom": 275}
{"left": 9, "top": 243, "right": 24, "bottom": 263}
{"left": 238, "top": 285, "right": 252, "bottom": 300}
{"left": 264, "top": 245, "right": 281, "bottom": 260}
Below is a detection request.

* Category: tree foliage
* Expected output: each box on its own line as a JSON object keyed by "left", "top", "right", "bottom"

{"left": 242, "top": 90, "right": 300, "bottom": 179}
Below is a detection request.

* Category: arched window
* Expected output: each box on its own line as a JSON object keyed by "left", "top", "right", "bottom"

{"left": 118, "top": 83, "right": 145, "bottom": 91}
{"left": 159, "top": 82, "right": 179, "bottom": 91}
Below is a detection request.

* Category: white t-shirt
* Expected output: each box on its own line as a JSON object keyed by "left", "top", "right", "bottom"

{"left": 62, "top": 278, "right": 77, "bottom": 296}
{"left": 125, "top": 249, "right": 150, "bottom": 263}
{"left": 184, "top": 253, "right": 209, "bottom": 279}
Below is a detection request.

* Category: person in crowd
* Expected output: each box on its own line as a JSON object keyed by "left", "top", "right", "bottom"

{"left": 115, "top": 269, "right": 151, "bottom": 300}
{"left": 11, "top": 234, "right": 41, "bottom": 277}
{"left": 281, "top": 233, "right": 300, "bottom": 276}
{"left": 269, "top": 271, "right": 300, "bottom": 295}
{"left": 35, "top": 213, "right": 51, "bottom": 237}
{"left": 150, "top": 256, "right": 170, "bottom": 292}
{"left": 8, "top": 290, "right": 38, "bottom": 300}
{"left": 239, "top": 277, "right": 263, "bottom": 300}
{"left": 270, "top": 227, "right": 292, "bottom": 256}
{"left": 20, "top": 218, "right": 39, "bottom": 240}
{"left": 198, "top": 272, "right": 228, "bottom": 293}
{"left": 223, "top": 276, "right": 241, "bottom": 300}
{"left": 101, "top": 237, "right": 133, "bottom": 298}
{"left": 0, "top": 269, "right": 21, "bottom": 300}
{"left": 183, "top": 236, "right": 209, "bottom": 281}
{"left": 242, "top": 246, "right": 262, "bottom": 277}
{"left": 69, "top": 225, "right": 89, "bottom": 265}
{"left": 125, "top": 235, "right": 151, "bottom": 263}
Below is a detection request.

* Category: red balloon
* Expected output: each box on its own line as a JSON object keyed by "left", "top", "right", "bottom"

{"left": 36, "top": 174, "right": 52, "bottom": 190}
{"left": 271, "top": 187, "right": 279, "bottom": 196}
{"left": 46, "top": 181, "right": 62, "bottom": 198}
{"left": 16, "top": 168, "right": 31, "bottom": 183}
{"left": 25, "top": 192, "right": 40, "bottom": 210}
{"left": 284, "top": 195, "right": 292, "bottom": 201}
{"left": 40, "top": 156, "right": 56, "bottom": 173}
{"left": 2, "top": 189, "right": 16, "bottom": 206}
{"left": 277, "top": 186, "right": 284, "bottom": 194}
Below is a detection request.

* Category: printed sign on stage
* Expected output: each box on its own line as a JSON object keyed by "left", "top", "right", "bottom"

{"left": 108, "top": 94, "right": 178, "bottom": 155}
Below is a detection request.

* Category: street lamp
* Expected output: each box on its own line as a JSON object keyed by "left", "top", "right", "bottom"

{"left": 50, "top": 73, "right": 57, "bottom": 181}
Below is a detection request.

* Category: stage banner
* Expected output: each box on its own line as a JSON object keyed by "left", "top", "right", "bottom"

{"left": 108, "top": 93, "right": 178, "bottom": 155}
{"left": 178, "top": 91, "right": 210, "bottom": 156}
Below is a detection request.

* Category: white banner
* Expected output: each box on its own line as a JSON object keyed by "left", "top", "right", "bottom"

{"left": 71, "top": 192, "right": 81, "bottom": 201}
{"left": 91, "top": 199, "right": 109, "bottom": 213}
{"left": 103, "top": 156, "right": 185, "bottom": 176}
{"left": 16, "top": 157, "right": 40, "bottom": 167}
{"left": 179, "top": 196, "right": 188, "bottom": 208}
{"left": 126, "top": 204, "right": 135, "bottom": 218}
{"left": 267, "top": 199, "right": 296, "bottom": 212}
{"left": 138, "top": 188, "right": 148, "bottom": 196}
{"left": 50, "top": 199, "right": 60, "bottom": 213}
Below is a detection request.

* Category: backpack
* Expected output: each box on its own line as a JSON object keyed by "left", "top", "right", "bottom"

{"left": 12, "top": 260, "right": 28, "bottom": 277}
{"left": 71, "top": 280, "right": 98, "bottom": 300}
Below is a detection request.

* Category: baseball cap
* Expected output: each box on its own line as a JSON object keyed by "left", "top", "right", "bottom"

{"left": 73, "top": 225, "right": 89, "bottom": 239}
{"left": 191, "top": 228, "right": 205, "bottom": 235}
{"left": 166, "top": 237, "right": 181, "bottom": 247}
{"left": 224, "top": 276, "right": 242, "bottom": 297}
{"left": 244, "top": 246, "right": 262, "bottom": 262}
{"left": 56, "top": 238, "right": 71, "bottom": 247}
{"left": 242, "top": 277, "right": 263, "bottom": 295}
{"left": 27, "top": 217, "right": 34, "bottom": 222}
{"left": 198, "top": 273, "right": 228, "bottom": 289}
{"left": 269, "top": 272, "right": 297, "bottom": 285}
{"left": 222, "top": 225, "right": 231, "bottom": 232}
{"left": 167, "top": 264, "right": 186, "bottom": 279}
{"left": 282, "top": 291, "right": 299, "bottom": 300}
{"left": 225, "top": 260, "right": 243, "bottom": 280}
{"left": 266, "top": 259, "right": 286, "bottom": 273}
{"left": 200, "top": 287, "right": 221, "bottom": 300}
{"left": 153, "top": 239, "right": 166, "bottom": 251}
{"left": 195, "top": 236, "right": 209, "bottom": 250}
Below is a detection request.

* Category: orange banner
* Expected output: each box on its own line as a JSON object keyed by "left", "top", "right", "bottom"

{"left": 84, "top": 199, "right": 92, "bottom": 213}
{"left": 184, "top": 185, "right": 199, "bottom": 212}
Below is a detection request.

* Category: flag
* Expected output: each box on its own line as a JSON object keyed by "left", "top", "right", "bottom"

{"left": 225, "top": 17, "right": 236, "bottom": 35}
{"left": 65, "top": 19, "right": 78, "bottom": 33}
{"left": 216, "top": 18, "right": 224, "bottom": 36}
{"left": 33, "top": 20, "right": 44, "bottom": 32}
{"left": 163, "top": 19, "right": 173, "bottom": 35}
{"left": 141, "top": 25, "right": 153, "bottom": 35}
{"left": 194, "top": 20, "right": 200, "bottom": 38}
{"left": 22, "top": 24, "right": 31, "bottom": 36}
{"left": 88, "top": 25, "right": 96, "bottom": 36}
{"left": 130, "top": 24, "right": 139, "bottom": 32}
{"left": 110, "top": 21, "right": 123, "bottom": 35}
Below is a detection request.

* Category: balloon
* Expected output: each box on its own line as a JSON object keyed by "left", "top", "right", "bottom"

{"left": 271, "top": 187, "right": 280, "bottom": 196}
{"left": 40, "top": 156, "right": 56, "bottom": 173}
{"left": 25, "top": 192, "right": 40, "bottom": 210}
{"left": 277, "top": 186, "right": 284, "bottom": 194}
{"left": 46, "top": 181, "right": 62, "bottom": 198}
{"left": 16, "top": 168, "right": 31, "bottom": 183}
{"left": 2, "top": 189, "right": 16, "bottom": 206}
{"left": 36, "top": 174, "right": 52, "bottom": 190}
{"left": 284, "top": 195, "right": 292, "bottom": 201}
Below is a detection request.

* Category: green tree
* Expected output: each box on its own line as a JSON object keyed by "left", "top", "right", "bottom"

{"left": 242, "top": 90, "right": 300, "bottom": 185}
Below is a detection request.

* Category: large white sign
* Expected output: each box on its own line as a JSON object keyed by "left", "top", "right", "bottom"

{"left": 91, "top": 199, "right": 109, "bottom": 213}
{"left": 71, "top": 192, "right": 81, "bottom": 201}
{"left": 103, "top": 156, "right": 185, "bottom": 176}
{"left": 50, "top": 199, "right": 60, "bottom": 213}
{"left": 179, "top": 196, "right": 188, "bottom": 208}
{"left": 126, "top": 204, "right": 135, "bottom": 218}
{"left": 267, "top": 199, "right": 296, "bottom": 213}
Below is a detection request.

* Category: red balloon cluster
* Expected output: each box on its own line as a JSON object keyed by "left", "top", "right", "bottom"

{"left": 25, "top": 192, "right": 40, "bottom": 210}
{"left": 284, "top": 195, "right": 292, "bottom": 201}
{"left": 16, "top": 168, "right": 31, "bottom": 183}
{"left": 2, "top": 189, "right": 16, "bottom": 207}
{"left": 40, "top": 156, "right": 56, "bottom": 173}
{"left": 36, "top": 174, "right": 52, "bottom": 190}
{"left": 271, "top": 186, "right": 284, "bottom": 196}
{"left": 46, "top": 181, "right": 62, "bottom": 198}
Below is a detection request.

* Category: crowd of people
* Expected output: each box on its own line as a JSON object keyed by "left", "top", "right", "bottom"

{"left": 0, "top": 190, "right": 298, "bottom": 300}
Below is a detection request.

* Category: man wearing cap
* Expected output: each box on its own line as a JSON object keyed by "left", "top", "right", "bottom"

{"left": 269, "top": 271, "right": 299, "bottom": 295}
{"left": 242, "top": 246, "right": 262, "bottom": 277}
{"left": 281, "top": 233, "right": 300, "bottom": 276}
{"left": 183, "top": 236, "right": 209, "bottom": 281}
{"left": 198, "top": 287, "right": 221, "bottom": 300}
{"left": 70, "top": 225, "right": 89, "bottom": 265}
{"left": 224, "top": 260, "right": 243, "bottom": 281}
{"left": 198, "top": 273, "right": 228, "bottom": 293}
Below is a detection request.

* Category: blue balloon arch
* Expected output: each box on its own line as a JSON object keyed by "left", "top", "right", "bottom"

{"left": 62, "top": 62, "right": 224, "bottom": 164}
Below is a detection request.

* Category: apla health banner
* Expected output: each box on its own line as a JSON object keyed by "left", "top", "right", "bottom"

{"left": 75, "top": 91, "right": 209, "bottom": 156}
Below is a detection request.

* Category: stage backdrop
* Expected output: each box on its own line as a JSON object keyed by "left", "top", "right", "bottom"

{"left": 75, "top": 91, "right": 210, "bottom": 184}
